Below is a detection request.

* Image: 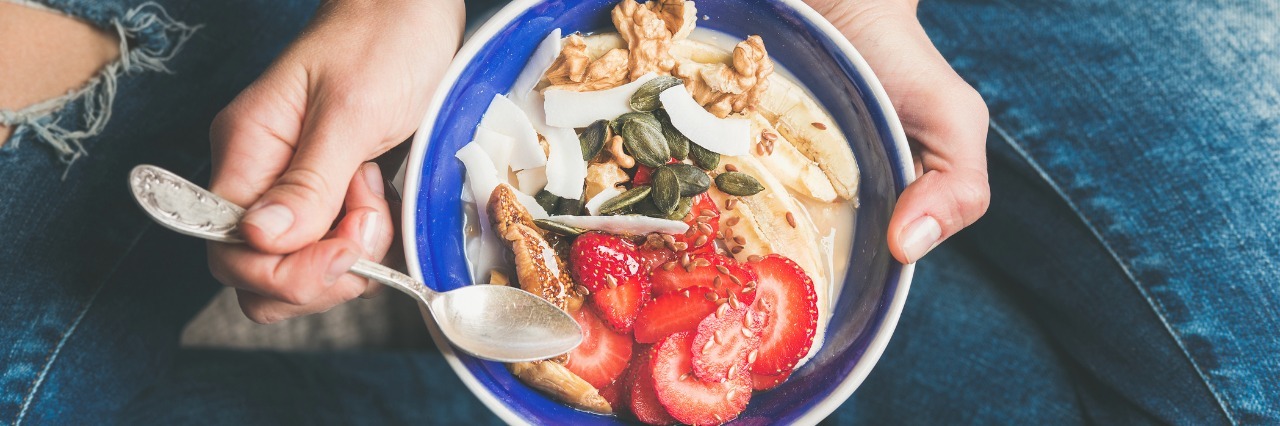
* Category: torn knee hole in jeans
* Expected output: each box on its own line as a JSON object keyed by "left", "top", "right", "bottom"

{"left": 0, "top": 1, "right": 200, "bottom": 175}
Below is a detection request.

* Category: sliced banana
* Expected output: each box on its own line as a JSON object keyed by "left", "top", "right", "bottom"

{"left": 756, "top": 76, "right": 860, "bottom": 201}
{"left": 509, "top": 361, "right": 612, "bottom": 414}
{"left": 709, "top": 155, "right": 828, "bottom": 363}
{"left": 747, "top": 112, "right": 837, "bottom": 202}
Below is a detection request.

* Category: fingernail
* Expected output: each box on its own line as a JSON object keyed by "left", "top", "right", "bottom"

{"left": 363, "top": 163, "right": 385, "bottom": 197}
{"left": 325, "top": 249, "right": 360, "bottom": 285}
{"left": 360, "top": 211, "right": 380, "bottom": 254}
{"left": 900, "top": 215, "right": 942, "bottom": 264}
{"left": 243, "top": 203, "right": 294, "bottom": 240}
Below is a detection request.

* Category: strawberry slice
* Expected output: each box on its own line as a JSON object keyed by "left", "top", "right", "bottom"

{"left": 751, "top": 371, "right": 790, "bottom": 391}
{"left": 652, "top": 253, "right": 757, "bottom": 305}
{"left": 747, "top": 255, "right": 818, "bottom": 376}
{"left": 634, "top": 287, "right": 718, "bottom": 343}
{"left": 630, "top": 346, "right": 678, "bottom": 425}
{"left": 692, "top": 305, "right": 765, "bottom": 382}
{"left": 672, "top": 193, "right": 718, "bottom": 254}
{"left": 571, "top": 232, "right": 650, "bottom": 332}
{"left": 571, "top": 232, "right": 643, "bottom": 294}
{"left": 599, "top": 374, "right": 629, "bottom": 411}
{"left": 652, "top": 332, "right": 752, "bottom": 425}
{"left": 589, "top": 279, "right": 650, "bottom": 334}
{"left": 564, "top": 307, "right": 634, "bottom": 389}
{"left": 636, "top": 245, "right": 676, "bottom": 274}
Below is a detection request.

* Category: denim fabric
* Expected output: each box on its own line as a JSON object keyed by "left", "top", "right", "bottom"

{"left": 2, "top": 0, "right": 1278, "bottom": 425}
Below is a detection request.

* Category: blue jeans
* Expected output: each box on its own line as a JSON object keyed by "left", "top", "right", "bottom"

{"left": 1, "top": 0, "right": 1276, "bottom": 424}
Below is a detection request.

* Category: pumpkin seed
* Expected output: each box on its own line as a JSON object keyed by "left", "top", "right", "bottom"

{"left": 579, "top": 120, "right": 609, "bottom": 161}
{"left": 651, "top": 166, "right": 680, "bottom": 214}
{"left": 666, "top": 196, "right": 694, "bottom": 221}
{"left": 621, "top": 119, "right": 670, "bottom": 168}
{"left": 534, "top": 189, "right": 561, "bottom": 213}
{"left": 534, "top": 219, "right": 586, "bottom": 237}
{"left": 598, "top": 185, "right": 652, "bottom": 216}
{"left": 661, "top": 163, "right": 711, "bottom": 196}
{"left": 689, "top": 142, "right": 720, "bottom": 170}
{"left": 611, "top": 111, "right": 660, "bottom": 134}
{"left": 630, "top": 198, "right": 663, "bottom": 217}
{"left": 629, "top": 76, "right": 683, "bottom": 112}
{"left": 714, "top": 172, "right": 765, "bottom": 196}
{"left": 555, "top": 196, "right": 585, "bottom": 215}
{"left": 654, "top": 109, "right": 690, "bottom": 160}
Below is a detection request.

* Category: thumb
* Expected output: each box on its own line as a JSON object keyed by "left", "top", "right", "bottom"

{"left": 238, "top": 92, "right": 369, "bottom": 254}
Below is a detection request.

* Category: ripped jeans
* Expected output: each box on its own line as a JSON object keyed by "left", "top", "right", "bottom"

{"left": 2, "top": 0, "right": 1279, "bottom": 425}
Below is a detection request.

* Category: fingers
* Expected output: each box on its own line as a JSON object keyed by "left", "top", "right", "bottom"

{"left": 208, "top": 163, "right": 396, "bottom": 322}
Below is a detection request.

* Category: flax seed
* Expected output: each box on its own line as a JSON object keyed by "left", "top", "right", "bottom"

{"left": 733, "top": 235, "right": 746, "bottom": 245}
{"left": 762, "top": 131, "right": 778, "bottom": 141}
{"left": 786, "top": 211, "right": 797, "bottom": 228}
{"left": 695, "top": 258, "right": 711, "bottom": 267}
{"left": 683, "top": 212, "right": 695, "bottom": 222}
{"left": 698, "top": 223, "right": 713, "bottom": 235}
{"left": 705, "top": 291, "right": 717, "bottom": 301}
{"left": 725, "top": 163, "right": 738, "bottom": 172}
{"left": 724, "top": 227, "right": 734, "bottom": 239}
{"left": 756, "top": 142, "right": 766, "bottom": 155}
{"left": 812, "top": 122, "right": 827, "bottom": 130}
{"left": 729, "top": 294, "right": 741, "bottom": 309}
{"left": 662, "top": 261, "right": 676, "bottom": 271}
{"left": 729, "top": 274, "right": 742, "bottom": 285}
{"left": 685, "top": 262, "right": 696, "bottom": 272}
{"left": 747, "top": 255, "right": 763, "bottom": 263}
{"left": 673, "top": 241, "right": 688, "bottom": 251}
{"left": 716, "top": 302, "right": 729, "bottom": 318}
{"left": 694, "top": 235, "right": 708, "bottom": 247}
{"left": 662, "top": 234, "right": 676, "bottom": 246}
{"left": 716, "top": 265, "right": 730, "bottom": 275}
{"left": 726, "top": 198, "right": 738, "bottom": 210}
{"left": 726, "top": 217, "right": 740, "bottom": 227}
{"left": 713, "top": 276, "right": 723, "bottom": 288}
{"left": 730, "top": 245, "right": 743, "bottom": 254}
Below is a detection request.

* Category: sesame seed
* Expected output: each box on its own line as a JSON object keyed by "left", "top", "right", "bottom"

{"left": 812, "top": 122, "right": 827, "bottom": 130}
{"left": 786, "top": 211, "right": 797, "bottom": 228}
{"left": 716, "top": 265, "right": 730, "bottom": 275}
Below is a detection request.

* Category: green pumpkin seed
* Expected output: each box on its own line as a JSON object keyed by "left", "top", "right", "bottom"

{"left": 714, "top": 172, "right": 765, "bottom": 196}
{"left": 689, "top": 142, "right": 720, "bottom": 170}
{"left": 666, "top": 196, "right": 694, "bottom": 220}
{"left": 654, "top": 109, "right": 690, "bottom": 160}
{"left": 621, "top": 119, "right": 671, "bottom": 168}
{"left": 661, "top": 163, "right": 711, "bottom": 196}
{"left": 629, "top": 76, "right": 684, "bottom": 112}
{"left": 598, "top": 185, "right": 652, "bottom": 216}
{"left": 534, "top": 219, "right": 586, "bottom": 237}
{"left": 534, "top": 189, "right": 561, "bottom": 213}
{"left": 579, "top": 120, "right": 609, "bottom": 161}
{"left": 555, "top": 197, "right": 585, "bottom": 215}
{"left": 651, "top": 166, "right": 681, "bottom": 214}
{"left": 630, "top": 198, "right": 663, "bottom": 218}
{"left": 611, "top": 111, "right": 661, "bottom": 134}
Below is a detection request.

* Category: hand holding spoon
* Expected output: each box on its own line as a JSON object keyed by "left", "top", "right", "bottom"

{"left": 128, "top": 165, "right": 581, "bottom": 362}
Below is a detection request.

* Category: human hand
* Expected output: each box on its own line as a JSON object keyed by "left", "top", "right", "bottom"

{"left": 207, "top": 0, "right": 464, "bottom": 323}
{"left": 807, "top": 0, "right": 991, "bottom": 264}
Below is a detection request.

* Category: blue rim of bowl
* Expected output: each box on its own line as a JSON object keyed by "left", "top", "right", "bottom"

{"left": 401, "top": 0, "right": 916, "bottom": 423}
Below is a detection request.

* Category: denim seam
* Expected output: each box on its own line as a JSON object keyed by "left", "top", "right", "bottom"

{"left": 987, "top": 119, "right": 1237, "bottom": 425}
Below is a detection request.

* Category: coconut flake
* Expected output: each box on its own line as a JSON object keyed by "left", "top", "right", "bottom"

{"left": 515, "top": 167, "right": 548, "bottom": 195}
{"left": 546, "top": 215, "right": 689, "bottom": 235}
{"left": 473, "top": 126, "right": 514, "bottom": 177}
{"left": 512, "top": 29, "right": 562, "bottom": 99}
{"left": 659, "top": 85, "right": 751, "bottom": 156}
{"left": 479, "top": 94, "right": 546, "bottom": 170}
{"left": 455, "top": 143, "right": 506, "bottom": 279}
{"left": 584, "top": 186, "right": 623, "bottom": 216}
{"left": 543, "top": 72, "right": 658, "bottom": 128}
{"left": 457, "top": 142, "right": 549, "bottom": 220}
{"left": 543, "top": 127, "right": 587, "bottom": 198}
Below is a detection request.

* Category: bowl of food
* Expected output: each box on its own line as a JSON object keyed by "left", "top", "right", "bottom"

{"left": 402, "top": 0, "right": 913, "bottom": 423}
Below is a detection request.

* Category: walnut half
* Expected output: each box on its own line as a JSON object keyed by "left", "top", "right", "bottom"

{"left": 545, "top": 34, "right": 632, "bottom": 92}
{"left": 612, "top": 0, "right": 678, "bottom": 81}
{"left": 673, "top": 35, "right": 774, "bottom": 118}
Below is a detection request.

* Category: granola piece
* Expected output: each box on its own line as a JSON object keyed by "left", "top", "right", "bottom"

{"left": 546, "top": 34, "right": 631, "bottom": 92}
{"left": 584, "top": 161, "right": 631, "bottom": 201}
{"left": 612, "top": 0, "right": 677, "bottom": 80}
{"left": 488, "top": 185, "right": 583, "bottom": 313}
{"left": 673, "top": 35, "right": 774, "bottom": 118}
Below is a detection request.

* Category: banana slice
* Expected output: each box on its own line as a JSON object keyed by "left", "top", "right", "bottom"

{"left": 509, "top": 361, "right": 612, "bottom": 414}
{"left": 747, "top": 112, "right": 837, "bottom": 202}
{"left": 756, "top": 76, "right": 860, "bottom": 201}
{"left": 709, "top": 155, "right": 829, "bottom": 363}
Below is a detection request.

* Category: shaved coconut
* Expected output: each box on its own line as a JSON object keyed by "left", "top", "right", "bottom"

{"left": 455, "top": 143, "right": 506, "bottom": 279}
{"left": 546, "top": 215, "right": 689, "bottom": 235}
{"left": 659, "top": 85, "right": 751, "bottom": 156}
{"left": 542, "top": 127, "right": 588, "bottom": 198}
{"left": 515, "top": 167, "right": 548, "bottom": 195}
{"left": 584, "top": 186, "right": 623, "bottom": 216}
{"left": 457, "top": 142, "right": 549, "bottom": 222}
{"left": 473, "top": 126, "right": 514, "bottom": 177}
{"left": 479, "top": 94, "right": 546, "bottom": 170}
{"left": 512, "top": 28, "right": 562, "bottom": 99}
{"left": 511, "top": 185, "right": 550, "bottom": 219}
{"left": 544, "top": 72, "right": 658, "bottom": 128}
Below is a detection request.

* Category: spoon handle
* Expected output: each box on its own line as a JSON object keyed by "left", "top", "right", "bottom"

{"left": 128, "top": 165, "right": 430, "bottom": 300}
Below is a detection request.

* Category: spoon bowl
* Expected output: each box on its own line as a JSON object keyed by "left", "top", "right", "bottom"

{"left": 129, "top": 165, "right": 582, "bottom": 363}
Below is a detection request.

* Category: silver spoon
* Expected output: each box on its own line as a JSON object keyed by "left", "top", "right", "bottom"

{"left": 128, "top": 164, "right": 581, "bottom": 362}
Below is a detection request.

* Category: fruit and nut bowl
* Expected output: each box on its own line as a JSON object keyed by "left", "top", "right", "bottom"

{"left": 402, "top": 0, "right": 914, "bottom": 424}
